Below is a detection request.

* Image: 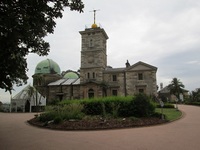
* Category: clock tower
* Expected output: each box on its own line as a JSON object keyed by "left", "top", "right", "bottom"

{"left": 79, "top": 11, "right": 108, "bottom": 83}
{"left": 79, "top": 11, "right": 109, "bottom": 98}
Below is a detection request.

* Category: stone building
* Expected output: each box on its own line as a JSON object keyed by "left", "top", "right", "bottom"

{"left": 33, "top": 21, "right": 158, "bottom": 104}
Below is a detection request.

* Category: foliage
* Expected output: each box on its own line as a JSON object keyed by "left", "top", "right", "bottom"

{"left": 48, "top": 99, "right": 60, "bottom": 105}
{"left": 41, "top": 95, "right": 157, "bottom": 123}
{"left": 80, "top": 96, "right": 133, "bottom": 117}
{"left": 54, "top": 116, "right": 63, "bottom": 124}
{"left": 168, "top": 78, "right": 185, "bottom": 100}
{"left": 132, "top": 94, "right": 155, "bottom": 117}
{"left": 0, "top": 0, "right": 84, "bottom": 93}
{"left": 184, "top": 101, "right": 200, "bottom": 106}
{"left": 39, "top": 103, "right": 85, "bottom": 123}
{"left": 190, "top": 88, "right": 200, "bottom": 102}
{"left": 156, "top": 103, "right": 175, "bottom": 108}
{"left": 60, "top": 95, "right": 155, "bottom": 118}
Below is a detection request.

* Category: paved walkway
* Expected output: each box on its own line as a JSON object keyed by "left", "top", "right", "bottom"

{"left": 0, "top": 105, "right": 200, "bottom": 150}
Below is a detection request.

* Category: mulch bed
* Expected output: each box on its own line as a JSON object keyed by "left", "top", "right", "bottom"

{"left": 28, "top": 117, "right": 168, "bottom": 131}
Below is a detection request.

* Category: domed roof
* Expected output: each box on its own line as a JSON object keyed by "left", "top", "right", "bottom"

{"left": 64, "top": 72, "right": 79, "bottom": 79}
{"left": 34, "top": 59, "right": 61, "bottom": 74}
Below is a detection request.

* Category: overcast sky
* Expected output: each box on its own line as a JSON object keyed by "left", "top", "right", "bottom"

{"left": 1, "top": 0, "right": 200, "bottom": 103}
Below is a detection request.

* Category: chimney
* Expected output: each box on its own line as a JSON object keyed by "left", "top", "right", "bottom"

{"left": 126, "top": 60, "right": 130, "bottom": 68}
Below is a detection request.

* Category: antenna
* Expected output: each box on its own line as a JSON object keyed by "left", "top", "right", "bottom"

{"left": 90, "top": 9, "right": 100, "bottom": 24}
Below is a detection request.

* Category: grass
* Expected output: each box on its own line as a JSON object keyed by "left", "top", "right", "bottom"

{"left": 155, "top": 108, "right": 182, "bottom": 121}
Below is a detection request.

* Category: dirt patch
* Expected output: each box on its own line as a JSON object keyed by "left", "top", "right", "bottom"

{"left": 28, "top": 117, "right": 168, "bottom": 131}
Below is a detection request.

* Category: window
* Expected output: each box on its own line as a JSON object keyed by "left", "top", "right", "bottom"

{"left": 88, "top": 89, "right": 94, "bottom": 98}
{"left": 89, "top": 39, "right": 94, "bottom": 47}
{"left": 112, "top": 90, "right": 118, "bottom": 96}
{"left": 112, "top": 75, "right": 117, "bottom": 81}
{"left": 139, "top": 89, "right": 144, "bottom": 93}
{"left": 138, "top": 73, "right": 143, "bottom": 80}
{"left": 87, "top": 73, "right": 90, "bottom": 79}
{"left": 93, "top": 72, "right": 95, "bottom": 79}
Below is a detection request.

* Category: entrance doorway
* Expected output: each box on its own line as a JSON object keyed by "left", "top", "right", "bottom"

{"left": 88, "top": 89, "right": 94, "bottom": 98}
{"left": 25, "top": 100, "right": 30, "bottom": 112}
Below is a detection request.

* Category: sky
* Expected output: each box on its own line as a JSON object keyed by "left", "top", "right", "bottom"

{"left": 1, "top": 0, "right": 200, "bottom": 103}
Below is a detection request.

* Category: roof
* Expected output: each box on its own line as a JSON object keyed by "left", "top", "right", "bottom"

{"left": 159, "top": 86, "right": 170, "bottom": 94}
{"left": 159, "top": 86, "right": 189, "bottom": 94}
{"left": 104, "top": 67, "right": 125, "bottom": 73}
{"left": 126, "top": 61, "right": 157, "bottom": 71}
{"left": 12, "top": 85, "right": 46, "bottom": 106}
{"left": 34, "top": 59, "right": 61, "bottom": 75}
{"left": 104, "top": 61, "right": 157, "bottom": 73}
{"left": 48, "top": 78, "right": 80, "bottom": 86}
{"left": 64, "top": 72, "right": 79, "bottom": 79}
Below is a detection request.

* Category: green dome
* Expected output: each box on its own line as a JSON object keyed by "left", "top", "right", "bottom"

{"left": 35, "top": 59, "right": 61, "bottom": 74}
{"left": 64, "top": 72, "right": 79, "bottom": 79}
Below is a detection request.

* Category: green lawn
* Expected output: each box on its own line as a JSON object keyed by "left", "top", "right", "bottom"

{"left": 155, "top": 108, "right": 182, "bottom": 121}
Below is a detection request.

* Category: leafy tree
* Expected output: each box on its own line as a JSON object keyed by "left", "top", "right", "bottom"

{"left": 168, "top": 78, "right": 185, "bottom": 100}
{"left": 190, "top": 88, "right": 200, "bottom": 102}
{"left": 0, "top": 0, "right": 84, "bottom": 93}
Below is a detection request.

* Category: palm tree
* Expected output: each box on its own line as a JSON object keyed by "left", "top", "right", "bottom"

{"left": 168, "top": 77, "right": 185, "bottom": 100}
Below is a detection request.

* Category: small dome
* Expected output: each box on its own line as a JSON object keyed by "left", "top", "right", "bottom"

{"left": 91, "top": 23, "right": 98, "bottom": 28}
{"left": 64, "top": 72, "right": 79, "bottom": 79}
{"left": 34, "top": 59, "right": 61, "bottom": 74}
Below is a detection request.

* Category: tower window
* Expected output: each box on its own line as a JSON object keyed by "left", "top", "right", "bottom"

{"left": 112, "top": 75, "right": 117, "bottom": 81}
{"left": 138, "top": 73, "right": 143, "bottom": 80}
{"left": 89, "top": 39, "right": 94, "bottom": 47}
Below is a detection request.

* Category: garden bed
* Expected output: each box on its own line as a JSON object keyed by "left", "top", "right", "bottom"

{"left": 28, "top": 116, "right": 168, "bottom": 131}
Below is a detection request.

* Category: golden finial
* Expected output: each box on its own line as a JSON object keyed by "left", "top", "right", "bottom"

{"left": 90, "top": 9, "right": 100, "bottom": 28}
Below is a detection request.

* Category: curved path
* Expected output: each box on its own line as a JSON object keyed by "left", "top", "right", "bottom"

{"left": 0, "top": 105, "right": 200, "bottom": 150}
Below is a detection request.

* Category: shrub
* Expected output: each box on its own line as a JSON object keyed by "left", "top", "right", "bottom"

{"left": 81, "top": 96, "right": 133, "bottom": 117}
{"left": 61, "top": 103, "right": 85, "bottom": 120}
{"left": 54, "top": 116, "right": 63, "bottom": 124}
{"left": 39, "top": 112, "right": 55, "bottom": 122}
{"left": 39, "top": 103, "right": 85, "bottom": 122}
{"left": 156, "top": 103, "right": 175, "bottom": 108}
{"left": 132, "top": 94, "right": 155, "bottom": 117}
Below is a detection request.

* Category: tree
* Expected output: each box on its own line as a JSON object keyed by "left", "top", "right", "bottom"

{"left": 168, "top": 77, "right": 185, "bottom": 100}
{"left": 0, "top": 0, "right": 84, "bottom": 93}
{"left": 190, "top": 88, "right": 200, "bottom": 102}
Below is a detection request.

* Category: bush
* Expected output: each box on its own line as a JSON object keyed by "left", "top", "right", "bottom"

{"left": 39, "top": 103, "right": 85, "bottom": 122}
{"left": 61, "top": 103, "right": 85, "bottom": 120}
{"left": 132, "top": 94, "right": 155, "bottom": 117}
{"left": 185, "top": 102, "right": 200, "bottom": 106}
{"left": 81, "top": 96, "right": 133, "bottom": 117}
{"left": 156, "top": 103, "right": 175, "bottom": 108}
{"left": 54, "top": 116, "right": 63, "bottom": 124}
{"left": 39, "top": 112, "right": 55, "bottom": 122}
{"left": 47, "top": 95, "right": 155, "bottom": 119}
